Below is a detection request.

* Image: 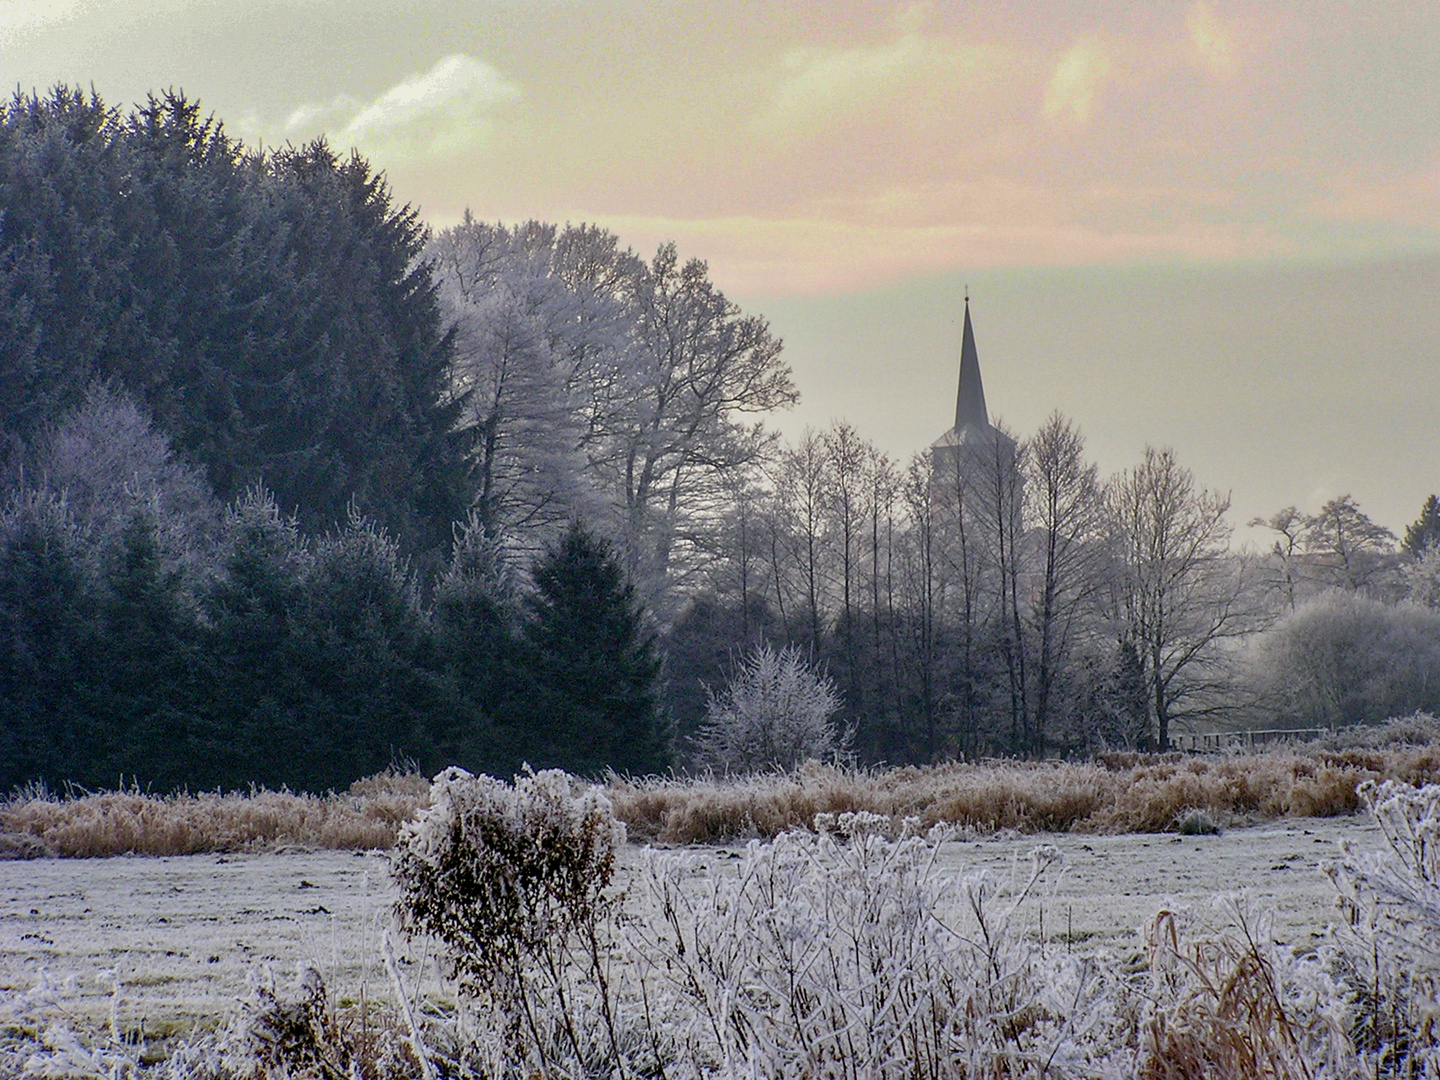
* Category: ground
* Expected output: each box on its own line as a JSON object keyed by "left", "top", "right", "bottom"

{"left": 0, "top": 815, "right": 1385, "bottom": 1041}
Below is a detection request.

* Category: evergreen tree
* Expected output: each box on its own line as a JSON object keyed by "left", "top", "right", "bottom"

{"left": 1403, "top": 495, "right": 1440, "bottom": 557}
{"left": 434, "top": 513, "right": 520, "bottom": 770}
{"left": 287, "top": 508, "right": 440, "bottom": 790}
{"left": 519, "top": 522, "right": 666, "bottom": 776}
{"left": 0, "top": 88, "right": 473, "bottom": 567}
{"left": 95, "top": 511, "right": 204, "bottom": 788}
{"left": 202, "top": 487, "right": 312, "bottom": 788}
{"left": 0, "top": 490, "right": 99, "bottom": 789}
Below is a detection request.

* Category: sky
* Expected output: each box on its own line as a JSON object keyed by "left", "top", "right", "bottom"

{"left": 5, "top": 0, "right": 1438, "bottom": 543}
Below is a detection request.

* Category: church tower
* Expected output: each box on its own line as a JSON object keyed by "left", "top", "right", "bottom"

{"left": 930, "top": 295, "right": 1015, "bottom": 481}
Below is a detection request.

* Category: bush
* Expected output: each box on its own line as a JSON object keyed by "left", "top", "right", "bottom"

{"left": 1325, "top": 780, "right": 1440, "bottom": 1076}
{"left": 694, "top": 644, "right": 849, "bottom": 773}
{"left": 390, "top": 767, "right": 629, "bottom": 1074}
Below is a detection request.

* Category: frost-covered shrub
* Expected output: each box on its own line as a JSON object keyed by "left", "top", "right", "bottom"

{"left": 1326, "top": 780, "right": 1440, "bottom": 1076}
{"left": 634, "top": 813, "right": 1132, "bottom": 1078}
{"left": 694, "top": 644, "right": 849, "bottom": 773}
{"left": 390, "top": 767, "right": 633, "bottom": 1076}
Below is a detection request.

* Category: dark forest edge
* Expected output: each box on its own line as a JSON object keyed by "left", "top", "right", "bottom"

{"left": 5, "top": 87, "right": 1440, "bottom": 796}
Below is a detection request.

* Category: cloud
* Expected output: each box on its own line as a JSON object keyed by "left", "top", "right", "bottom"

{"left": 1043, "top": 38, "right": 1113, "bottom": 123}
{"left": 758, "top": 20, "right": 995, "bottom": 133}
{"left": 283, "top": 54, "right": 520, "bottom": 160}
{"left": 1185, "top": 2, "right": 1237, "bottom": 79}
{"left": 0, "top": 0, "right": 84, "bottom": 43}
{"left": 1312, "top": 160, "right": 1440, "bottom": 229}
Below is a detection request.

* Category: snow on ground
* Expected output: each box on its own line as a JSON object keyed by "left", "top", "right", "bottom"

{"left": 0, "top": 816, "right": 1385, "bottom": 1039}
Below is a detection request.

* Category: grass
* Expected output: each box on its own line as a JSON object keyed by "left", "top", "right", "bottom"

{"left": 3, "top": 744, "right": 1439, "bottom": 857}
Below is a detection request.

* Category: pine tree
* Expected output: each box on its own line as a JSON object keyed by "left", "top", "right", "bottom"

{"left": 519, "top": 522, "right": 666, "bottom": 776}
{"left": 1403, "top": 495, "right": 1440, "bottom": 557}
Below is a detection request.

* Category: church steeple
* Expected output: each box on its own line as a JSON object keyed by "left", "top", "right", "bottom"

{"left": 954, "top": 294, "right": 989, "bottom": 431}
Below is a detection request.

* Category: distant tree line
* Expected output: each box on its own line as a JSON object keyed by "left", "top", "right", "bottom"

{"left": 3, "top": 87, "right": 1437, "bottom": 792}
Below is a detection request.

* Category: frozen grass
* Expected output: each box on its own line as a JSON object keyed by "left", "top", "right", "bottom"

{"left": 612, "top": 747, "right": 1440, "bottom": 844}
{"left": 0, "top": 771, "right": 427, "bottom": 858}
{"left": 6, "top": 774, "right": 1439, "bottom": 1077}
{"left": 4, "top": 743, "right": 1440, "bottom": 857}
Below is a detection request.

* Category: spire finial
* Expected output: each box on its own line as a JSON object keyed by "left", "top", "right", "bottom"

{"left": 964, "top": 283, "right": 969, "bottom": 306}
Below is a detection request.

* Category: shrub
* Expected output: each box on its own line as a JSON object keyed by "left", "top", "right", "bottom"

{"left": 693, "top": 644, "right": 849, "bottom": 773}
{"left": 1325, "top": 780, "right": 1440, "bottom": 1076}
{"left": 390, "top": 767, "right": 630, "bottom": 1075}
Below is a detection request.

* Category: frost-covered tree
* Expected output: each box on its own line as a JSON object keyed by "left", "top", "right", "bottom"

{"left": 429, "top": 220, "right": 609, "bottom": 548}
{"left": 1254, "top": 593, "right": 1440, "bottom": 728}
{"left": 695, "top": 644, "right": 847, "bottom": 773}
{"left": 1302, "top": 494, "right": 1397, "bottom": 596}
{"left": 1108, "top": 446, "right": 1256, "bottom": 749}
{"left": 34, "top": 384, "right": 221, "bottom": 588}
{"left": 593, "top": 243, "right": 796, "bottom": 603}
{"left": 1023, "top": 413, "right": 1108, "bottom": 757}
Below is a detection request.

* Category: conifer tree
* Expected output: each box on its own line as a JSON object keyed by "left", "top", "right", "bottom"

{"left": 519, "top": 522, "right": 666, "bottom": 776}
{"left": 1403, "top": 495, "right": 1440, "bottom": 557}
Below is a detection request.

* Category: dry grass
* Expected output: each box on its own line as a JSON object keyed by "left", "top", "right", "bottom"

{"left": 0, "top": 770, "right": 428, "bottom": 859}
{"left": 611, "top": 747, "right": 1440, "bottom": 844}
{"left": 4, "top": 746, "right": 1440, "bottom": 856}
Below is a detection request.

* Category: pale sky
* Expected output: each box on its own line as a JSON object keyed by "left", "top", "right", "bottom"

{"left": 6, "top": 1, "right": 1438, "bottom": 542}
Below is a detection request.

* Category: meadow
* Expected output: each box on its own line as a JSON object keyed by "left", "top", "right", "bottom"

{"left": 3, "top": 743, "right": 1439, "bottom": 1077}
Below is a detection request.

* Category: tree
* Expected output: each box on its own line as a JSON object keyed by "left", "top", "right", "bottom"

{"left": 1256, "top": 594, "right": 1440, "bottom": 728}
{"left": 1249, "top": 506, "right": 1307, "bottom": 612}
{"left": 1403, "top": 495, "right": 1440, "bottom": 557}
{"left": 202, "top": 485, "right": 312, "bottom": 788}
{"left": 694, "top": 644, "right": 846, "bottom": 773}
{"left": 775, "top": 429, "right": 832, "bottom": 652}
{"left": 428, "top": 219, "right": 606, "bottom": 547}
{"left": 1108, "top": 446, "right": 1255, "bottom": 749}
{"left": 0, "top": 489, "right": 99, "bottom": 789}
{"left": 1302, "top": 495, "right": 1396, "bottom": 595}
{"left": 593, "top": 243, "right": 796, "bottom": 598}
{"left": 433, "top": 512, "right": 522, "bottom": 768}
{"left": 0, "top": 88, "right": 472, "bottom": 565}
{"left": 519, "top": 522, "right": 666, "bottom": 776}
{"left": 1023, "top": 413, "right": 1107, "bottom": 757}
{"left": 288, "top": 508, "right": 441, "bottom": 789}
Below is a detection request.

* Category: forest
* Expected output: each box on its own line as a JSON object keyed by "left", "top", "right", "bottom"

{"left": 3, "top": 86, "right": 1440, "bottom": 793}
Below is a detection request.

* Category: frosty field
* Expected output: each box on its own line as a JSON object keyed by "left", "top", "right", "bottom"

{"left": 0, "top": 816, "right": 1384, "bottom": 1041}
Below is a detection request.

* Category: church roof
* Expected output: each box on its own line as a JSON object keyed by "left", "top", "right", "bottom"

{"left": 954, "top": 298, "right": 987, "bottom": 431}
{"left": 930, "top": 296, "right": 1002, "bottom": 453}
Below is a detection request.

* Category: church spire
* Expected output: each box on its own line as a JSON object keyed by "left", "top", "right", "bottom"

{"left": 954, "top": 293, "right": 989, "bottom": 431}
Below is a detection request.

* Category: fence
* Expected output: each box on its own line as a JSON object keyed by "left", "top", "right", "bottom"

{"left": 1170, "top": 728, "right": 1329, "bottom": 753}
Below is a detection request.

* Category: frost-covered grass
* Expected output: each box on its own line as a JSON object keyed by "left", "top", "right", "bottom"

{"left": 3, "top": 774, "right": 1438, "bottom": 1077}
{"left": 612, "top": 747, "right": 1440, "bottom": 844}
{"left": 5, "top": 745, "right": 1440, "bottom": 858}
{"left": 0, "top": 772, "right": 428, "bottom": 858}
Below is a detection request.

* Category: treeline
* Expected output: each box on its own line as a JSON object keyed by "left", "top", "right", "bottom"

{"left": 0, "top": 389, "right": 664, "bottom": 790}
{"left": 4, "top": 87, "right": 1439, "bottom": 792}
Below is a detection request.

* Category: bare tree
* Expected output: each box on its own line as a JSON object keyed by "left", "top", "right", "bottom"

{"left": 902, "top": 452, "right": 944, "bottom": 760}
{"left": 775, "top": 429, "right": 832, "bottom": 651}
{"left": 1302, "top": 495, "right": 1398, "bottom": 597}
{"left": 594, "top": 244, "right": 797, "bottom": 593}
{"left": 1248, "top": 506, "right": 1307, "bottom": 612}
{"left": 1108, "top": 446, "right": 1256, "bottom": 749}
{"left": 823, "top": 422, "right": 868, "bottom": 704}
{"left": 1023, "top": 413, "right": 1107, "bottom": 757}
